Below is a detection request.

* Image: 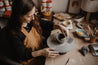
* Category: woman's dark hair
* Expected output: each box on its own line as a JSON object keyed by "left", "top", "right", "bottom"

{"left": 8, "top": 0, "right": 42, "bottom": 34}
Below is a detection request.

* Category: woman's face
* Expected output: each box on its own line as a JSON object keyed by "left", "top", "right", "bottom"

{"left": 20, "top": 7, "right": 35, "bottom": 23}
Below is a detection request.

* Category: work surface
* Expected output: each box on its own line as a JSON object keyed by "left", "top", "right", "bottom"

{"left": 45, "top": 19, "right": 98, "bottom": 65}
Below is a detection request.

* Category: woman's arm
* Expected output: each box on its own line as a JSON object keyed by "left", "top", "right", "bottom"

{"left": 32, "top": 48, "right": 59, "bottom": 58}
{"left": 11, "top": 34, "right": 59, "bottom": 61}
{"left": 11, "top": 35, "right": 33, "bottom": 61}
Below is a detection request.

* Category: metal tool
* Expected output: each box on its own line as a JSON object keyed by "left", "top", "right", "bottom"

{"left": 65, "top": 58, "right": 70, "bottom": 65}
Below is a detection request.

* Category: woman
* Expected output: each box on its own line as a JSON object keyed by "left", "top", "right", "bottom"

{"left": 6, "top": 0, "right": 59, "bottom": 65}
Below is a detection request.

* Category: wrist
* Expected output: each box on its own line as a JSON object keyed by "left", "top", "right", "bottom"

{"left": 31, "top": 50, "right": 43, "bottom": 57}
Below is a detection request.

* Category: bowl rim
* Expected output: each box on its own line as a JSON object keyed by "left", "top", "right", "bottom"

{"left": 75, "top": 29, "right": 89, "bottom": 38}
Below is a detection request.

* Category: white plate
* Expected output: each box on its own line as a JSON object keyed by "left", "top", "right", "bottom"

{"left": 54, "top": 13, "right": 71, "bottom": 20}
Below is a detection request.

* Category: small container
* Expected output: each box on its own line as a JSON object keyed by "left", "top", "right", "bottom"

{"left": 90, "top": 35, "right": 96, "bottom": 43}
{"left": 6, "top": 6, "right": 11, "bottom": 11}
{"left": 0, "top": 0, "right": 4, "bottom": 7}
{"left": 42, "top": 2, "right": 47, "bottom": 7}
{"left": 0, "top": 0, "right": 5, "bottom": 12}
{"left": 4, "top": 0, "right": 10, "bottom": 6}
{"left": 64, "top": 21, "right": 71, "bottom": 27}
{"left": 47, "top": 7, "right": 52, "bottom": 11}
{"left": 47, "top": 1, "right": 52, "bottom": 7}
{"left": 9, "top": 0, "right": 12, "bottom": 5}
{"left": 0, "top": 0, "right": 5, "bottom": 16}
{"left": 0, "top": 7, "right": 5, "bottom": 11}
{"left": 42, "top": 0, "right": 47, "bottom": 2}
{"left": 0, "top": 8, "right": 5, "bottom": 16}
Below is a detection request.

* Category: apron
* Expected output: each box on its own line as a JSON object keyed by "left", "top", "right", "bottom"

{"left": 20, "top": 27, "right": 45, "bottom": 65}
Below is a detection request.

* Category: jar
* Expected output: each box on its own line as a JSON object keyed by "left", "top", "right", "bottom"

{"left": 90, "top": 35, "right": 96, "bottom": 43}
{"left": 42, "top": 0, "right": 47, "bottom": 2}
{"left": 0, "top": 0, "right": 5, "bottom": 12}
{"left": 0, "top": 7, "right": 5, "bottom": 11}
{"left": 47, "top": 1, "right": 52, "bottom": 7}
{"left": 9, "top": 0, "right": 12, "bottom": 5}
{"left": 47, "top": 7, "right": 52, "bottom": 11}
{"left": 0, "top": 0, "right": 4, "bottom": 7}
{"left": 42, "top": 2, "right": 47, "bottom": 7}
{"left": 6, "top": 6, "right": 11, "bottom": 11}
{"left": 4, "top": 0, "right": 10, "bottom": 6}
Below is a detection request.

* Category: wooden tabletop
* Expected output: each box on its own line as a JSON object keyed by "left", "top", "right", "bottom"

{"left": 45, "top": 19, "right": 98, "bottom": 65}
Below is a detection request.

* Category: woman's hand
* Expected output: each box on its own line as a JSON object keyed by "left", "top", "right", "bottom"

{"left": 54, "top": 24, "right": 69, "bottom": 37}
{"left": 41, "top": 48, "right": 59, "bottom": 58}
{"left": 32, "top": 48, "right": 59, "bottom": 58}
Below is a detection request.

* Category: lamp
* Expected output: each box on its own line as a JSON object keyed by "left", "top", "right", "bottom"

{"left": 81, "top": 0, "right": 98, "bottom": 22}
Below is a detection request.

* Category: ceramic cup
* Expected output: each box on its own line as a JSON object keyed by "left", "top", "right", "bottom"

{"left": 50, "top": 33, "right": 65, "bottom": 44}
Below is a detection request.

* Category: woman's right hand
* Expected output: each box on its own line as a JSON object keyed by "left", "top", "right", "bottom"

{"left": 32, "top": 48, "right": 59, "bottom": 58}
{"left": 54, "top": 24, "right": 69, "bottom": 37}
{"left": 41, "top": 48, "right": 60, "bottom": 58}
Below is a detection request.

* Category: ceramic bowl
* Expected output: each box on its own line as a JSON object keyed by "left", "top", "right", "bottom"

{"left": 75, "top": 29, "right": 89, "bottom": 38}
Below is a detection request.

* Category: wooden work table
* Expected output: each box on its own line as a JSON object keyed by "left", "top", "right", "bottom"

{"left": 45, "top": 19, "right": 98, "bottom": 65}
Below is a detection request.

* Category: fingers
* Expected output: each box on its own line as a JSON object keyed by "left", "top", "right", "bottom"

{"left": 50, "top": 53, "right": 59, "bottom": 56}
{"left": 47, "top": 48, "right": 59, "bottom": 58}
{"left": 58, "top": 25, "right": 68, "bottom": 36}
{"left": 49, "top": 54, "right": 59, "bottom": 58}
{"left": 42, "top": 48, "right": 60, "bottom": 58}
{"left": 50, "top": 51, "right": 59, "bottom": 54}
{"left": 61, "top": 29, "right": 67, "bottom": 36}
{"left": 48, "top": 48, "right": 55, "bottom": 51}
{"left": 53, "top": 24, "right": 70, "bottom": 37}
{"left": 48, "top": 52, "right": 59, "bottom": 58}
{"left": 48, "top": 48, "right": 59, "bottom": 54}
